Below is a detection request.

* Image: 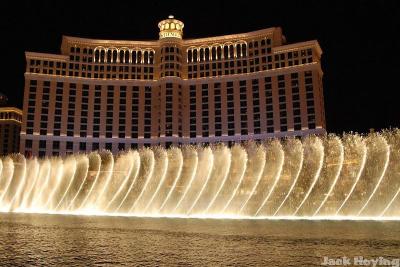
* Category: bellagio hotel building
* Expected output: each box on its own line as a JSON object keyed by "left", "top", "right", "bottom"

{"left": 20, "top": 16, "right": 325, "bottom": 157}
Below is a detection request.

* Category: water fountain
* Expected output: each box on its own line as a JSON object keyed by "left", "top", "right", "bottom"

{"left": 1, "top": 130, "right": 400, "bottom": 219}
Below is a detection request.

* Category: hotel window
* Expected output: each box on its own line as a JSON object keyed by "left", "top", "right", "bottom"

{"left": 214, "top": 83, "right": 222, "bottom": 136}
{"left": 252, "top": 79, "right": 261, "bottom": 134}
{"left": 201, "top": 84, "right": 209, "bottom": 137}
{"left": 40, "top": 81, "right": 51, "bottom": 135}
{"left": 178, "top": 87, "right": 183, "bottom": 138}
{"left": 67, "top": 92, "right": 75, "bottom": 136}
{"left": 118, "top": 86, "right": 127, "bottom": 138}
{"left": 290, "top": 73, "right": 302, "bottom": 131}
{"left": 264, "top": 77, "right": 274, "bottom": 133}
{"left": 165, "top": 84, "right": 174, "bottom": 137}
{"left": 275, "top": 53, "right": 286, "bottom": 68}
{"left": 241, "top": 43, "right": 247, "bottom": 58}
{"left": 79, "top": 142, "right": 86, "bottom": 151}
{"left": 306, "top": 48, "right": 313, "bottom": 63}
{"left": 105, "top": 86, "right": 114, "bottom": 138}
{"left": 38, "top": 140, "right": 45, "bottom": 150}
{"left": 189, "top": 85, "right": 197, "bottom": 138}
{"left": 239, "top": 80, "right": 248, "bottom": 135}
{"left": 92, "top": 143, "right": 99, "bottom": 151}
{"left": 118, "top": 143, "right": 125, "bottom": 151}
{"left": 131, "top": 87, "right": 139, "bottom": 137}
{"left": 93, "top": 85, "right": 102, "bottom": 138}
{"left": 144, "top": 86, "right": 152, "bottom": 138}
{"left": 304, "top": 71, "right": 315, "bottom": 129}
{"left": 130, "top": 143, "right": 138, "bottom": 150}
{"left": 25, "top": 139, "right": 32, "bottom": 149}
{"left": 79, "top": 84, "right": 89, "bottom": 137}
{"left": 105, "top": 143, "right": 112, "bottom": 151}
{"left": 26, "top": 82, "right": 37, "bottom": 135}
{"left": 226, "top": 81, "right": 235, "bottom": 136}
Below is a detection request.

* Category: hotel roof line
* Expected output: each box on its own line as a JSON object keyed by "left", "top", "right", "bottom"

{"left": 0, "top": 107, "right": 23, "bottom": 115}
{"left": 25, "top": 52, "right": 69, "bottom": 61}
{"left": 26, "top": 39, "right": 322, "bottom": 60}
{"left": 273, "top": 40, "right": 322, "bottom": 56}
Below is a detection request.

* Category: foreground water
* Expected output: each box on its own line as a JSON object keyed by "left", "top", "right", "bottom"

{"left": 1, "top": 213, "right": 400, "bottom": 266}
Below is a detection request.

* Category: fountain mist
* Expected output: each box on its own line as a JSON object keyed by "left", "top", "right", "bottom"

{"left": 2, "top": 131, "right": 400, "bottom": 219}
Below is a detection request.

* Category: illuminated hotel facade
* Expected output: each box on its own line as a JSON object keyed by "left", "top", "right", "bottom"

{"left": 20, "top": 16, "right": 325, "bottom": 157}
{"left": 0, "top": 107, "right": 22, "bottom": 155}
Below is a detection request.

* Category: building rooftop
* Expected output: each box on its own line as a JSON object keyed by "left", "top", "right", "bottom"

{"left": 0, "top": 106, "right": 22, "bottom": 114}
{"left": 0, "top": 107, "right": 22, "bottom": 123}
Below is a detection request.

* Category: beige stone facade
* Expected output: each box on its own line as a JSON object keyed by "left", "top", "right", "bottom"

{"left": 0, "top": 107, "right": 22, "bottom": 155}
{"left": 20, "top": 16, "right": 325, "bottom": 157}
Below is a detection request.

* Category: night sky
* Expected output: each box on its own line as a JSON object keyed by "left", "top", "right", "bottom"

{"left": 1, "top": 0, "right": 399, "bottom": 134}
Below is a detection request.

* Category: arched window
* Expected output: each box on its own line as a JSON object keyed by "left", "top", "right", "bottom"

{"left": 132, "top": 51, "right": 137, "bottom": 64}
{"left": 211, "top": 47, "right": 217, "bottom": 60}
{"left": 200, "top": 48, "right": 204, "bottom": 62}
{"left": 144, "top": 51, "right": 149, "bottom": 64}
{"left": 229, "top": 45, "right": 234, "bottom": 58}
{"left": 193, "top": 49, "right": 198, "bottom": 62}
{"left": 205, "top": 48, "right": 210, "bottom": 62}
{"left": 188, "top": 50, "right": 193, "bottom": 63}
{"left": 125, "top": 50, "right": 130, "bottom": 63}
{"left": 224, "top": 46, "right": 229, "bottom": 59}
{"left": 107, "top": 50, "right": 112, "bottom": 63}
{"left": 137, "top": 51, "right": 142, "bottom": 63}
{"left": 149, "top": 51, "right": 154, "bottom": 64}
{"left": 119, "top": 50, "right": 125, "bottom": 63}
{"left": 112, "top": 50, "right": 118, "bottom": 63}
{"left": 236, "top": 44, "right": 241, "bottom": 58}
{"left": 100, "top": 50, "right": 105, "bottom": 63}
{"left": 242, "top": 43, "right": 247, "bottom": 57}
{"left": 95, "top": 50, "right": 100, "bottom": 62}
{"left": 217, "top": 46, "right": 222, "bottom": 60}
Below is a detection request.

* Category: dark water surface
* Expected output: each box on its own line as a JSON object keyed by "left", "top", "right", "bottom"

{"left": 1, "top": 213, "right": 399, "bottom": 266}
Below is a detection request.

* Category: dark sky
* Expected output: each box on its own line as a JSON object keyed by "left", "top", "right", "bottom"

{"left": 1, "top": 0, "right": 399, "bottom": 134}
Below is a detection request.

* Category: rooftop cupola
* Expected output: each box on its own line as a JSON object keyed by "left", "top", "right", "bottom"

{"left": 158, "top": 15, "right": 184, "bottom": 39}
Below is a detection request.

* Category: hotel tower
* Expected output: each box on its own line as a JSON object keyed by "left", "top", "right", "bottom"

{"left": 20, "top": 16, "right": 325, "bottom": 157}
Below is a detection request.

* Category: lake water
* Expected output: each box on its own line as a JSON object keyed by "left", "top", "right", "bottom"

{"left": 1, "top": 213, "right": 400, "bottom": 266}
